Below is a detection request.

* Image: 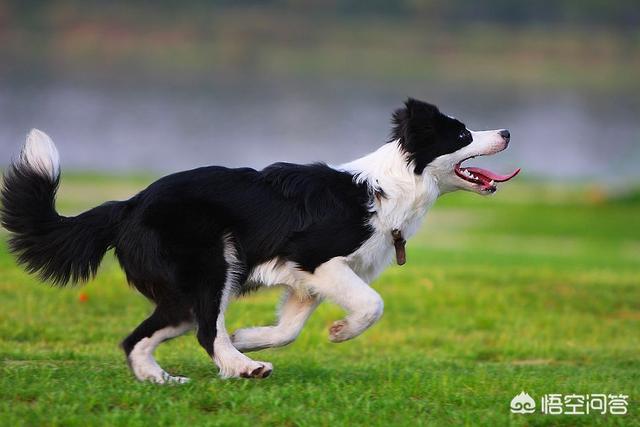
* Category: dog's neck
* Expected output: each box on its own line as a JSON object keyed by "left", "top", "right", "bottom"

{"left": 339, "top": 140, "right": 440, "bottom": 240}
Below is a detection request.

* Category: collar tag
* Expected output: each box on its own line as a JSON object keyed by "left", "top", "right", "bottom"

{"left": 392, "top": 229, "right": 406, "bottom": 265}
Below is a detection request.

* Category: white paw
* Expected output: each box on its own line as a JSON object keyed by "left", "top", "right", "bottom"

{"left": 132, "top": 365, "right": 190, "bottom": 384}
{"left": 128, "top": 350, "right": 189, "bottom": 384}
{"left": 328, "top": 319, "right": 355, "bottom": 342}
{"left": 240, "top": 361, "right": 273, "bottom": 379}
{"left": 218, "top": 359, "right": 273, "bottom": 379}
{"left": 160, "top": 372, "right": 191, "bottom": 384}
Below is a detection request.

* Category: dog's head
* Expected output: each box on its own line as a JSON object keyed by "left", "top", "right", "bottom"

{"left": 391, "top": 98, "right": 520, "bottom": 195}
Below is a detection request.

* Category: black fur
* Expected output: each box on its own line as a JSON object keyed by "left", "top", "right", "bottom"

{"left": 0, "top": 162, "right": 125, "bottom": 286}
{"left": 391, "top": 98, "right": 472, "bottom": 174}
{"left": 1, "top": 158, "right": 373, "bottom": 359}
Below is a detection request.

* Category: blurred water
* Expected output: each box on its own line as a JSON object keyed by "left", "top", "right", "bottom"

{"left": 1, "top": 77, "right": 638, "bottom": 181}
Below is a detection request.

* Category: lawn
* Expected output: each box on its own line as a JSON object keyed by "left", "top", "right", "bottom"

{"left": 0, "top": 174, "right": 638, "bottom": 426}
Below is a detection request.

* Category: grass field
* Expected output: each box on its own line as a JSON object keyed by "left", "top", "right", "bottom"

{"left": 0, "top": 174, "right": 638, "bottom": 426}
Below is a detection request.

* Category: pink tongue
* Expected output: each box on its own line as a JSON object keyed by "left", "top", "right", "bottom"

{"left": 466, "top": 167, "right": 521, "bottom": 182}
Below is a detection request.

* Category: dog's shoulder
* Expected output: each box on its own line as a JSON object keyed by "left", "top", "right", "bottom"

{"left": 261, "top": 162, "right": 369, "bottom": 202}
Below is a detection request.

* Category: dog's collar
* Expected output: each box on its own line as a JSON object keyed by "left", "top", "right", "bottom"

{"left": 373, "top": 187, "right": 407, "bottom": 265}
{"left": 391, "top": 229, "right": 406, "bottom": 265}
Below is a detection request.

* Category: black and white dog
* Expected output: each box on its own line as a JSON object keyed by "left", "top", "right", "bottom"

{"left": 1, "top": 98, "right": 519, "bottom": 382}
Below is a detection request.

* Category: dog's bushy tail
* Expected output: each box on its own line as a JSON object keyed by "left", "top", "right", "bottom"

{"left": 1, "top": 130, "right": 126, "bottom": 286}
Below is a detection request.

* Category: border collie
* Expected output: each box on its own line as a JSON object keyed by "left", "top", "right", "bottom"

{"left": 1, "top": 98, "right": 519, "bottom": 382}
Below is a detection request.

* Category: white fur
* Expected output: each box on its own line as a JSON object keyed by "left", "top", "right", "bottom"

{"left": 213, "top": 234, "right": 273, "bottom": 378}
{"left": 21, "top": 129, "right": 60, "bottom": 180}
{"left": 247, "top": 258, "right": 300, "bottom": 289}
{"left": 339, "top": 140, "right": 439, "bottom": 283}
{"left": 240, "top": 256, "right": 385, "bottom": 345}
{"left": 232, "top": 289, "right": 320, "bottom": 352}
{"left": 129, "top": 322, "right": 193, "bottom": 384}
{"left": 301, "top": 257, "right": 384, "bottom": 342}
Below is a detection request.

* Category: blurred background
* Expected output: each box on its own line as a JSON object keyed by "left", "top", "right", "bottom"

{"left": 1, "top": 0, "right": 639, "bottom": 184}
{"left": 1, "top": 4, "right": 639, "bottom": 423}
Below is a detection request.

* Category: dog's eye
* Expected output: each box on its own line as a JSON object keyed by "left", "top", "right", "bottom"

{"left": 458, "top": 131, "right": 470, "bottom": 141}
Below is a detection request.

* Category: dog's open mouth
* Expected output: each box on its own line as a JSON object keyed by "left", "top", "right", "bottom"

{"left": 454, "top": 158, "right": 520, "bottom": 193}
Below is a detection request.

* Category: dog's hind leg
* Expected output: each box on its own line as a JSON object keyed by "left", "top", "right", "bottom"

{"left": 122, "top": 303, "right": 194, "bottom": 384}
{"left": 231, "top": 289, "right": 320, "bottom": 352}
{"left": 194, "top": 234, "right": 273, "bottom": 379}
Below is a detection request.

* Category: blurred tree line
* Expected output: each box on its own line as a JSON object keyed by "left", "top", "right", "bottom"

{"left": 2, "top": 0, "right": 637, "bottom": 90}
{"left": 6, "top": 0, "right": 640, "bottom": 30}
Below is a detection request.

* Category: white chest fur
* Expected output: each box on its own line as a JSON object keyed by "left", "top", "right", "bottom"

{"left": 339, "top": 141, "right": 440, "bottom": 283}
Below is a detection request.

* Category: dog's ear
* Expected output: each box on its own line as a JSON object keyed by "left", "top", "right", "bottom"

{"left": 405, "top": 98, "right": 439, "bottom": 123}
{"left": 390, "top": 103, "right": 409, "bottom": 142}
{"left": 392, "top": 98, "right": 438, "bottom": 146}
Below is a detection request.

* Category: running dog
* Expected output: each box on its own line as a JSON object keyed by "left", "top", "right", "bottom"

{"left": 0, "top": 98, "right": 519, "bottom": 382}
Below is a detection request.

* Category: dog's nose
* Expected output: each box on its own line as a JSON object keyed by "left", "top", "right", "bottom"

{"left": 499, "top": 129, "right": 510, "bottom": 143}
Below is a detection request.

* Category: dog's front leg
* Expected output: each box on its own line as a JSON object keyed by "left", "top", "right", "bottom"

{"left": 231, "top": 289, "right": 320, "bottom": 352}
{"left": 305, "top": 257, "right": 384, "bottom": 342}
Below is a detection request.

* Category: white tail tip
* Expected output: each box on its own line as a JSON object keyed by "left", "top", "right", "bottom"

{"left": 21, "top": 129, "right": 60, "bottom": 180}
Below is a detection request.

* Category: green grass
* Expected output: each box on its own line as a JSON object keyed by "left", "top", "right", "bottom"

{"left": 0, "top": 175, "right": 639, "bottom": 426}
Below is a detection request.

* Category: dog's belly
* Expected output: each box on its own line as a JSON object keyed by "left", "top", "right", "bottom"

{"left": 245, "top": 238, "right": 394, "bottom": 292}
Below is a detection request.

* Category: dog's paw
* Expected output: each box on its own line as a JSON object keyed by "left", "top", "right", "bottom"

{"left": 239, "top": 361, "right": 273, "bottom": 379}
{"left": 160, "top": 372, "right": 191, "bottom": 384}
{"left": 328, "top": 320, "right": 352, "bottom": 342}
{"left": 219, "top": 360, "right": 273, "bottom": 379}
{"left": 134, "top": 367, "right": 190, "bottom": 384}
{"left": 128, "top": 353, "right": 190, "bottom": 384}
